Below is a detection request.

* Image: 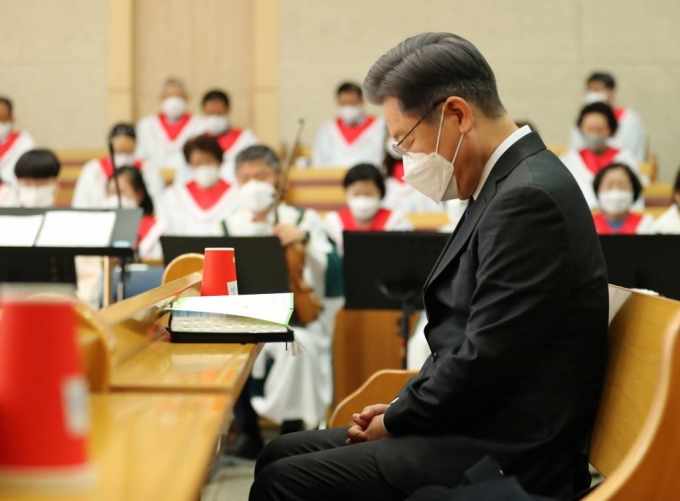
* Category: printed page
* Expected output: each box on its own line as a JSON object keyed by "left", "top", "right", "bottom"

{"left": 35, "top": 211, "right": 117, "bottom": 248}
{"left": 172, "top": 293, "right": 294, "bottom": 325}
{"left": 0, "top": 215, "right": 44, "bottom": 246}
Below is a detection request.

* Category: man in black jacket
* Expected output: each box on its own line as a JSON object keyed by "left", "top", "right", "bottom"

{"left": 249, "top": 32, "right": 608, "bottom": 501}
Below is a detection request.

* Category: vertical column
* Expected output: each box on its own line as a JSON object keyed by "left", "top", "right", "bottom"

{"left": 107, "top": 0, "right": 135, "bottom": 125}
{"left": 252, "top": 0, "right": 280, "bottom": 148}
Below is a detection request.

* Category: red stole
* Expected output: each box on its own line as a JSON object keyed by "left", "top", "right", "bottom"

{"left": 158, "top": 113, "right": 191, "bottom": 141}
{"left": 338, "top": 207, "right": 392, "bottom": 231}
{"left": 593, "top": 212, "right": 642, "bottom": 235}
{"left": 0, "top": 132, "right": 20, "bottom": 159}
{"left": 578, "top": 147, "right": 620, "bottom": 176}
{"left": 392, "top": 161, "right": 405, "bottom": 184}
{"left": 613, "top": 107, "right": 626, "bottom": 122}
{"left": 137, "top": 215, "right": 156, "bottom": 246}
{"left": 185, "top": 179, "right": 230, "bottom": 211}
{"left": 215, "top": 129, "right": 243, "bottom": 153}
{"left": 336, "top": 116, "right": 376, "bottom": 145}
{"left": 98, "top": 157, "right": 143, "bottom": 178}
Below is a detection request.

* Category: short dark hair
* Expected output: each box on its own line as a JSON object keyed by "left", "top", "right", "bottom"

{"left": 577, "top": 102, "right": 618, "bottom": 137}
{"left": 593, "top": 163, "right": 643, "bottom": 202}
{"left": 202, "top": 89, "right": 231, "bottom": 108}
{"left": 364, "top": 32, "right": 505, "bottom": 119}
{"left": 235, "top": 145, "right": 280, "bottom": 173}
{"left": 587, "top": 72, "right": 616, "bottom": 90}
{"left": 343, "top": 163, "right": 386, "bottom": 199}
{"left": 183, "top": 135, "right": 223, "bottom": 164}
{"left": 109, "top": 122, "right": 136, "bottom": 141}
{"left": 110, "top": 166, "right": 154, "bottom": 216}
{"left": 15, "top": 149, "right": 61, "bottom": 179}
{"left": 0, "top": 96, "right": 13, "bottom": 116}
{"left": 337, "top": 82, "right": 363, "bottom": 99}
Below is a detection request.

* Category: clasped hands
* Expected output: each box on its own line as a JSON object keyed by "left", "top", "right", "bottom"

{"left": 346, "top": 403, "right": 391, "bottom": 445}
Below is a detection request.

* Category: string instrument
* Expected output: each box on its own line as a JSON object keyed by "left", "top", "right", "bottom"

{"left": 274, "top": 119, "right": 323, "bottom": 325}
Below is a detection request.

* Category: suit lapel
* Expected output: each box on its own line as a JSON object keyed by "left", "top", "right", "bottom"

{"left": 424, "top": 132, "right": 547, "bottom": 292}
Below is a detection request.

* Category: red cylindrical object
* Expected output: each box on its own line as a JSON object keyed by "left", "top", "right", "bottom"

{"left": 201, "top": 247, "right": 238, "bottom": 296}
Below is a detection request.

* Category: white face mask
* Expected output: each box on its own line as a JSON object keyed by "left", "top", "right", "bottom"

{"left": 193, "top": 165, "right": 220, "bottom": 189}
{"left": 0, "top": 121, "right": 11, "bottom": 142}
{"left": 347, "top": 196, "right": 381, "bottom": 222}
{"left": 386, "top": 137, "right": 402, "bottom": 160}
{"left": 338, "top": 105, "right": 364, "bottom": 125}
{"left": 17, "top": 184, "right": 56, "bottom": 208}
{"left": 113, "top": 153, "right": 136, "bottom": 167}
{"left": 599, "top": 189, "right": 634, "bottom": 216}
{"left": 583, "top": 133, "right": 608, "bottom": 154}
{"left": 585, "top": 91, "right": 609, "bottom": 104}
{"left": 103, "top": 194, "right": 138, "bottom": 209}
{"left": 402, "top": 106, "right": 465, "bottom": 203}
{"left": 161, "top": 96, "right": 187, "bottom": 120}
{"left": 204, "top": 115, "right": 229, "bottom": 136}
{"left": 239, "top": 179, "right": 277, "bottom": 214}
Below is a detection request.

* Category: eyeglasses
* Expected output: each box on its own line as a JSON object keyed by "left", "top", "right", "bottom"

{"left": 391, "top": 99, "right": 447, "bottom": 158}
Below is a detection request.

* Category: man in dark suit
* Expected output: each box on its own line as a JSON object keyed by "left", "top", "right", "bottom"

{"left": 249, "top": 32, "right": 608, "bottom": 501}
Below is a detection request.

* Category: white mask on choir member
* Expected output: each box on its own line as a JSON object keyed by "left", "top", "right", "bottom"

{"left": 347, "top": 196, "right": 381, "bottom": 222}
{"left": 338, "top": 105, "right": 364, "bottom": 126}
{"left": 161, "top": 96, "right": 187, "bottom": 120}
{"left": 584, "top": 91, "right": 609, "bottom": 104}
{"left": 0, "top": 121, "right": 11, "bottom": 142}
{"left": 386, "top": 137, "right": 402, "bottom": 160}
{"left": 17, "top": 184, "right": 56, "bottom": 208}
{"left": 204, "top": 115, "right": 229, "bottom": 136}
{"left": 239, "top": 180, "right": 276, "bottom": 214}
{"left": 599, "top": 189, "right": 634, "bottom": 216}
{"left": 103, "top": 194, "right": 138, "bottom": 209}
{"left": 113, "top": 153, "right": 136, "bottom": 167}
{"left": 193, "top": 165, "right": 220, "bottom": 189}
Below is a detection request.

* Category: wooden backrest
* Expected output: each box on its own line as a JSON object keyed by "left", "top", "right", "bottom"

{"left": 162, "top": 253, "right": 205, "bottom": 285}
{"left": 75, "top": 300, "right": 116, "bottom": 392}
{"left": 644, "top": 183, "right": 673, "bottom": 207}
{"left": 285, "top": 167, "right": 347, "bottom": 211}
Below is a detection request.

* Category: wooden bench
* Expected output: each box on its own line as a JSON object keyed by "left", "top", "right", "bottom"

{"left": 331, "top": 286, "right": 680, "bottom": 499}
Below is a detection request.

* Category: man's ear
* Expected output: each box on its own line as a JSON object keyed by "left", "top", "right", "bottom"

{"left": 444, "top": 97, "right": 474, "bottom": 135}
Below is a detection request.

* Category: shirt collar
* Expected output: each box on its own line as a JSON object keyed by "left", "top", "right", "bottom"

{"left": 472, "top": 125, "right": 532, "bottom": 200}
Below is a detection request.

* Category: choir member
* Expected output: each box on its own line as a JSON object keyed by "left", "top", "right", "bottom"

{"left": 0, "top": 96, "right": 36, "bottom": 184}
{"left": 157, "top": 135, "right": 239, "bottom": 236}
{"left": 12, "top": 149, "right": 60, "bottom": 208}
{"left": 72, "top": 123, "right": 164, "bottom": 208}
{"left": 135, "top": 78, "right": 206, "bottom": 171}
{"left": 311, "top": 82, "right": 386, "bottom": 168}
{"left": 652, "top": 168, "right": 680, "bottom": 234}
{"left": 570, "top": 72, "right": 646, "bottom": 162}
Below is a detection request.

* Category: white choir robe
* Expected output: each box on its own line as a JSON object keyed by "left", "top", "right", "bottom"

{"left": 383, "top": 177, "right": 445, "bottom": 214}
{"left": 0, "top": 184, "right": 17, "bottom": 207}
{"left": 651, "top": 205, "right": 680, "bottom": 234}
{"left": 570, "top": 106, "right": 647, "bottom": 163}
{"left": 311, "top": 116, "right": 386, "bottom": 168}
{"left": 559, "top": 147, "right": 643, "bottom": 209}
{"left": 0, "top": 131, "right": 36, "bottom": 184}
{"left": 156, "top": 179, "right": 239, "bottom": 236}
{"left": 593, "top": 211, "right": 654, "bottom": 235}
{"left": 135, "top": 113, "right": 206, "bottom": 171}
{"left": 224, "top": 205, "right": 331, "bottom": 429}
{"left": 72, "top": 157, "right": 165, "bottom": 208}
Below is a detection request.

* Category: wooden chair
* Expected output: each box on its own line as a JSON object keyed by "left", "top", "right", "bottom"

{"left": 162, "top": 253, "right": 205, "bottom": 285}
{"left": 330, "top": 286, "right": 680, "bottom": 499}
{"left": 406, "top": 213, "right": 450, "bottom": 231}
{"left": 285, "top": 167, "right": 347, "bottom": 212}
{"left": 644, "top": 183, "right": 673, "bottom": 207}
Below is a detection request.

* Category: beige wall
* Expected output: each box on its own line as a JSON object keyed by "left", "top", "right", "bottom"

{"left": 280, "top": 0, "right": 680, "bottom": 181}
{"left": 0, "top": 0, "right": 108, "bottom": 149}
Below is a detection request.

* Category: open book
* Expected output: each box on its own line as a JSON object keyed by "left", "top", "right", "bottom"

{"left": 167, "top": 293, "right": 295, "bottom": 344}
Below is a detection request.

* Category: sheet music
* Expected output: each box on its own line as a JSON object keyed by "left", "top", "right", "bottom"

{"left": 35, "top": 211, "right": 117, "bottom": 248}
{"left": 0, "top": 215, "right": 44, "bottom": 246}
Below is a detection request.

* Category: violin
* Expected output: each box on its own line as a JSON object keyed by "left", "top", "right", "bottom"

{"left": 274, "top": 119, "right": 323, "bottom": 325}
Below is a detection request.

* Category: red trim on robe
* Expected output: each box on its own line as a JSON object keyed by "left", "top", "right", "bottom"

{"left": 158, "top": 113, "right": 192, "bottom": 141}
{"left": 391, "top": 161, "right": 405, "bottom": 184}
{"left": 593, "top": 212, "right": 643, "bottom": 235}
{"left": 185, "top": 179, "right": 231, "bottom": 211}
{"left": 137, "top": 215, "right": 156, "bottom": 247}
{"left": 215, "top": 128, "right": 243, "bottom": 153}
{"left": 578, "top": 147, "right": 620, "bottom": 176}
{"left": 338, "top": 207, "right": 392, "bottom": 231}
{"left": 98, "top": 157, "right": 143, "bottom": 178}
{"left": 335, "top": 116, "right": 376, "bottom": 145}
{"left": 613, "top": 107, "right": 626, "bottom": 122}
{"left": 0, "top": 132, "right": 20, "bottom": 160}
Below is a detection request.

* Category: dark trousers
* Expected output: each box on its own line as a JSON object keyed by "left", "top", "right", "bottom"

{"left": 249, "top": 427, "right": 405, "bottom": 501}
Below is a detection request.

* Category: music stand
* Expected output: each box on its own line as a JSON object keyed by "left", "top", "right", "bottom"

{"left": 343, "top": 231, "right": 449, "bottom": 368}
{"left": 160, "top": 236, "right": 290, "bottom": 295}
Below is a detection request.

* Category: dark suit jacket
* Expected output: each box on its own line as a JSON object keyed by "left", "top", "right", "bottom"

{"left": 377, "top": 133, "right": 609, "bottom": 500}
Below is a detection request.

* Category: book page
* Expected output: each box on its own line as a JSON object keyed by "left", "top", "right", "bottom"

{"left": 0, "top": 215, "right": 44, "bottom": 246}
{"left": 172, "top": 293, "right": 294, "bottom": 325}
{"left": 35, "top": 211, "right": 117, "bottom": 248}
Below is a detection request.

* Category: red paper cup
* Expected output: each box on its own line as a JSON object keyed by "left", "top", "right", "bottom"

{"left": 0, "top": 292, "right": 94, "bottom": 491}
{"left": 201, "top": 247, "right": 238, "bottom": 296}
